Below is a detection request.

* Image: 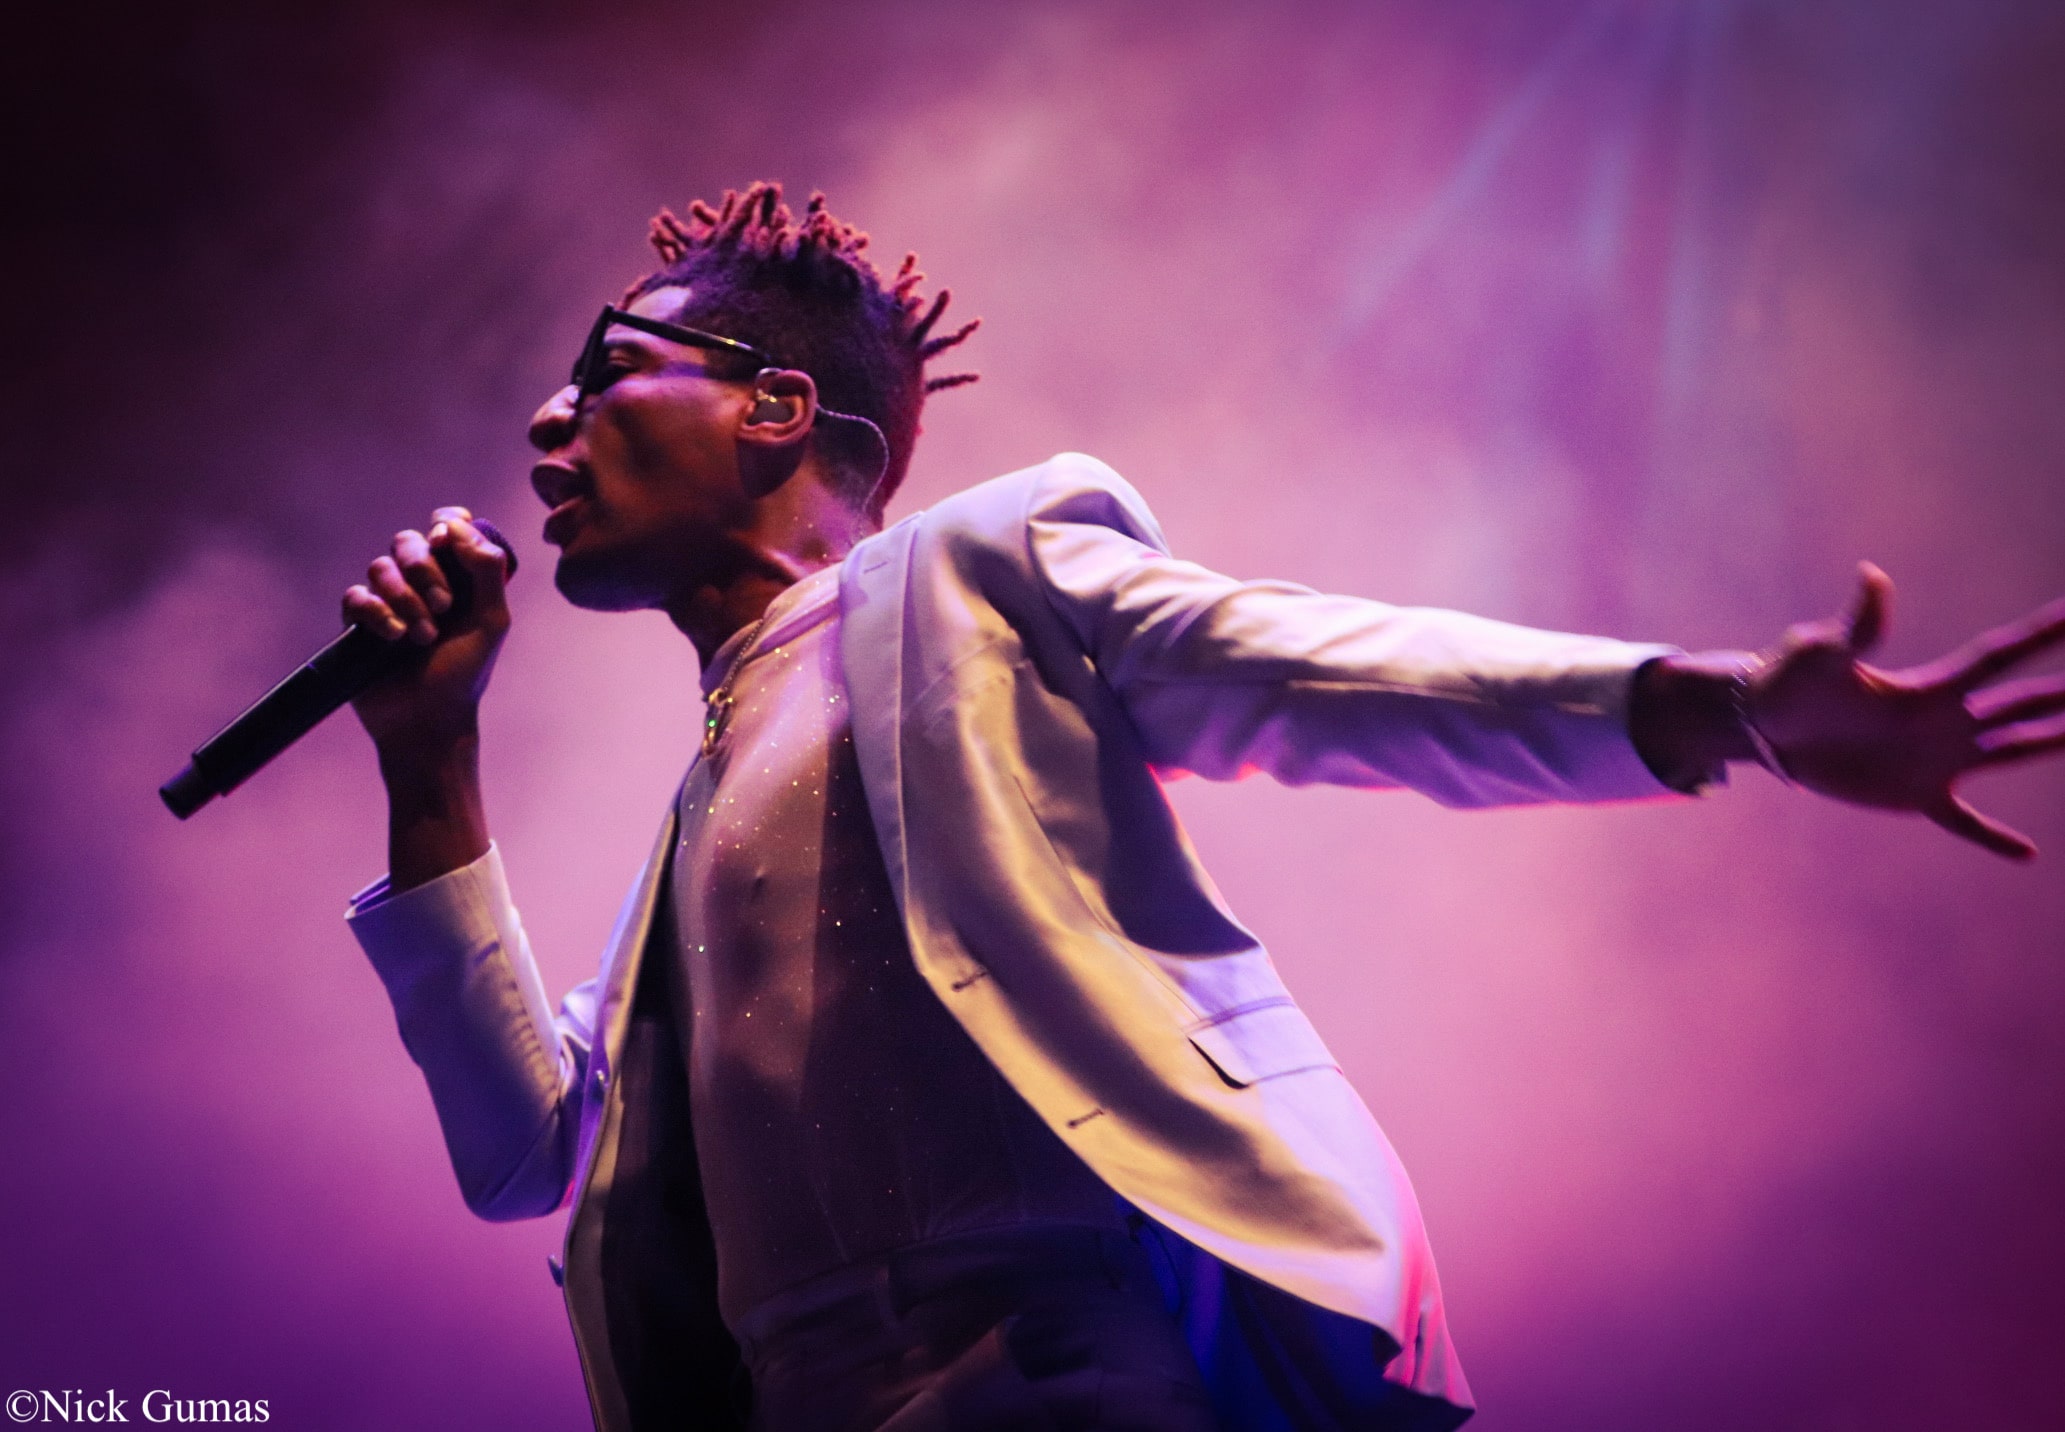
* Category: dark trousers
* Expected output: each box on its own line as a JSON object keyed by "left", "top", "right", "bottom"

{"left": 733, "top": 1224, "right": 1222, "bottom": 1432}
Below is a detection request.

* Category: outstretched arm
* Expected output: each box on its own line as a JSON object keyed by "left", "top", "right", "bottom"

{"left": 1014, "top": 457, "right": 2063, "bottom": 844}
{"left": 1631, "top": 564, "right": 2065, "bottom": 859}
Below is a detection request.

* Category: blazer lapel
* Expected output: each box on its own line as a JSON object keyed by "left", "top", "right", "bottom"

{"left": 590, "top": 787, "right": 686, "bottom": 1066}
{"left": 839, "top": 516, "right": 919, "bottom": 911}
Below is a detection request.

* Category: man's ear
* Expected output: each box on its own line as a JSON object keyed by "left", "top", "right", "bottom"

{"left": 738, "top": 367, "right": 817, "bottom": 446}
{"left": 734, "top": 368, "right": 818, "bottom": 500}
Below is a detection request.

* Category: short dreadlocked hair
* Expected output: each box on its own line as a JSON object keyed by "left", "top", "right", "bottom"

{"left": 624, "top": 181, "right": 978, "bottom": 521}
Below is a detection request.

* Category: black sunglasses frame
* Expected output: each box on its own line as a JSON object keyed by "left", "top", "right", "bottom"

{"left": 570, "top": 304, "right": 783, "bottom": 398}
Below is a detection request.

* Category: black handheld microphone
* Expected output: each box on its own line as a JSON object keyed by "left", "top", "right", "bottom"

{"left": 159, "top": 520, "right": 517, "bottom": 820}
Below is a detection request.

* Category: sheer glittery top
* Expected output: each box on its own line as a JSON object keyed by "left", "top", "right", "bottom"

{"left": 663, "top": 566, "right": 1122, "bottom": 1329}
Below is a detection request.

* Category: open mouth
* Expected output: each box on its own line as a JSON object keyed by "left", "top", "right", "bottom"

{"left": 532, "top": 460, "right": 591, "bottom": 546}
{"left": 542, "top": 496, "right": 587, "bottom": 547}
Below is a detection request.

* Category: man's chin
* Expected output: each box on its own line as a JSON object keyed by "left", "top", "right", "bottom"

{"left": 552, "top": 552, "right": 654, "bottom": 613}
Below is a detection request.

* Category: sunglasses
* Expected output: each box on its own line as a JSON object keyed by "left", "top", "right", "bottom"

{"left": 569, "top": 304, "right": 782, "bottom": 399}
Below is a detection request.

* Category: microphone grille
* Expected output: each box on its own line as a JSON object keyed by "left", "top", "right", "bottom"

{"left": 469, "top": 517, "right": 519, "bottom": 579}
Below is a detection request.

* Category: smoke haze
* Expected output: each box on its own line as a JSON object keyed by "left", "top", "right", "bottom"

{"left": 5, "top": 2, "right": 2063, "bottom": 1427}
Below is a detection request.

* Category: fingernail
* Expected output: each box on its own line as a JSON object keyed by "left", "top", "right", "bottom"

{"left": 384, "top": 616, "right": 407, "bottom": 640}
{"left": 411, "top": 618, "right": 438, "bottom": 645}
{"left": 430, "top": 522, "right": 449, "bottom": 541}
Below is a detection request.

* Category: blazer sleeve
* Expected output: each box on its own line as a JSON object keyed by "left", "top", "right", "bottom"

{"left": 346, "top": 844, "right": 591, "bottom": 1220}
{"left": 1022, "top": 453, "right": 1681, "bottom": 808}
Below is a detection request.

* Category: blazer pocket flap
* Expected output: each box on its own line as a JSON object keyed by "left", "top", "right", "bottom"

{"left": 1187, "top": 1000, "right": 1339, "bottom": 1088}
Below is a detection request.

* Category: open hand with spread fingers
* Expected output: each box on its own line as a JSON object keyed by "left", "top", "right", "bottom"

{"left": 1745, "top": 564, "right": 2065, "bottom": 860}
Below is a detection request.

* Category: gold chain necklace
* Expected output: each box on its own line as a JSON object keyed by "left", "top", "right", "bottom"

{"left": 701, "top": 605, "right": 778, "bottom": 759}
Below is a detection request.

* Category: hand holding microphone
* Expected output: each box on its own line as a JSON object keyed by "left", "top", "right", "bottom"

{"left": 160, "top": 509, "right": 517, "bottom": 818}
{"left": 342, "top": 508, "right": 517, "bottom": 758}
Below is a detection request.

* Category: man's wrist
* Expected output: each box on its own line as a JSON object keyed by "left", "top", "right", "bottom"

{"left": 378, "top": 728, "right": 489, "bottom": 892}
{"left": 375, "top": 723, "right": 481, "bottom": 792}
{"left": 1629, "top": 651, "right": 1762, "bottom": 793}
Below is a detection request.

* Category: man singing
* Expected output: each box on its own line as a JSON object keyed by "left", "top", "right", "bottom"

{"left": 338, "top": 183, "right": 2065, "bottom": 1431}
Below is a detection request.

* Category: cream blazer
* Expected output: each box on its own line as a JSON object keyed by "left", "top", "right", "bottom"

{"left": 349, "top": 455, "right": 1675, "bottom": 1431}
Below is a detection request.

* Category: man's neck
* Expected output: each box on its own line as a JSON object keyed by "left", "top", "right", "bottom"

{"left": 669, "top": 514, "right": 872, "bottom": 666}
